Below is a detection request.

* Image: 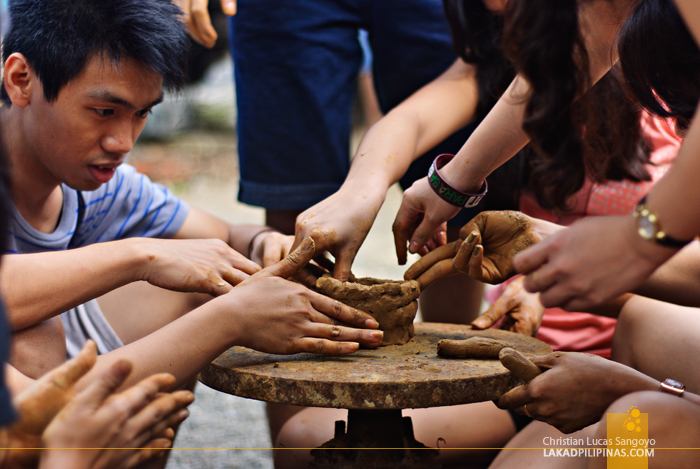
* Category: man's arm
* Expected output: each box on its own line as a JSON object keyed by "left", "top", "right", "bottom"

{"left": 76, "top": 239, "right": 384, "bottom": 391}
{"left": 0, "top": 234, "right": 261, "bottom": 330}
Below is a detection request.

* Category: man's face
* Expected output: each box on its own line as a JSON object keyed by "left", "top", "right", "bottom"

{"left": 24, "top": 54, "right": 163, "bottom": 191}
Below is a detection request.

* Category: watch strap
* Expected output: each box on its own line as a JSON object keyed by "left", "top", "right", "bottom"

{"left": 634, "top": 196, "right": 693, "bottom": 249}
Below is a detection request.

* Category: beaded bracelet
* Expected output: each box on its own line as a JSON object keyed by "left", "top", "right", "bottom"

{"left": 428, "top": 154, "right": 487, "bottom": 208}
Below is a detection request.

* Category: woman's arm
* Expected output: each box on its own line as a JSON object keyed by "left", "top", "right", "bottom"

{"left": 294, "top": 59, "right": 480, "bottom": 280}
{"left": 392, "top": 0, "right": 636, "bottom": 259}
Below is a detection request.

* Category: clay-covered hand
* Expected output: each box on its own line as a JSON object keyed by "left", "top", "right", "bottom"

{"left": 293, "top": 188, "right": 385, "bottom": 281}
{"left": 393, "top": 176, "right": 456, "bottom": 265}
{"left": 514, "top": 215, "right": 676, "bottom": 311}
{"left": 472, "top": 276, "right": 545, "bottom": 337}
{"left": 1, "top": 342, "right": 99, "bottom": 468}
{"left": 453, "top": 211, "right": 552, "bottom": 284}
{"left": 496, "top": 352, "right": 658, "bottom": 434}
{"left": 1, "top": 341, "right": 193, "bottom": 469}
{"left": 229, "top": 237, "right": 384, "bottom": 354}
{"left": 40, "top": 357, "right": 193, "bottom": 469}
{"left": 403, "top": 240, "right": 460, "bottom": 290}
{"left": 136, "top": 238, "right": 261, "bottom": 295}
{"left": 173, "top": 0, "right": 237, "bottom": 48}
{"left": 403, "top": 211, "right": 560, "bottom": 288}
{"left": 250, "top": 231, "right": 294, "bottom": 268}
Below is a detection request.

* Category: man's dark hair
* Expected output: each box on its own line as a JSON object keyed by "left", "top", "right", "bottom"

{"left": 1, "top": 0, "right": 188, "bottom": 104}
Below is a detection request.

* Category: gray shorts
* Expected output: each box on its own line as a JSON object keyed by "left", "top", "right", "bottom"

{"left": 61, "top": 299, "right": 124, "bottom": 358}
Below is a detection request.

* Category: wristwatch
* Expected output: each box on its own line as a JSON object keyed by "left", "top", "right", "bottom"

{"left": 633, "top": 196, "right": 693, "bottom": 248}
{"left": 659, "top": 378, "right": 685, "bottom": 397}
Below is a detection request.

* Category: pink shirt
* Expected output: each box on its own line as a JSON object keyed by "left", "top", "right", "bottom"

{"left": 494, "top": 113, "right": 681, "bottom": 357}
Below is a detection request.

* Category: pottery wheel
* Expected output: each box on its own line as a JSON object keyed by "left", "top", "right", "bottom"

{"left": 199, "top": 323, "right": 552, "bottom": 409}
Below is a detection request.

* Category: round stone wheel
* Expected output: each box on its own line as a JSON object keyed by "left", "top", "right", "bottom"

{"left": 199, "top": 323, "right": 552, "bottom": 410}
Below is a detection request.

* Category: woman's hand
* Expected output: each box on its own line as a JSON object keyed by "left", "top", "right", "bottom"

{"left": 472, "top": 276, "right": 544, "bottom": 336}
{"left": 404, "top": 211, "right": 562, "bottom": 288}
{"left": 173, "top": 0, "right": 237, "bottom": 48}
{"left": 228, "top": 237, "right": 384, "bottom": 354}
{"left": 453, "top": 211, "right": 557, "bottom": 283}
{"left": 496, "top": 352, "right": 659, "bottom": 434}
{"left": 514, "top": 215, "right": 676, "bottom": 311}
{"left": 392, "top": 177, "right": 457, "bottom": 265}
{"left": 293, "top": 188, "right": 385, "bottom": 282}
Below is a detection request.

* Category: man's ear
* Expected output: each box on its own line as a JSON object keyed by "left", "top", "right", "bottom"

{"left": 4, "top": 53, "right": 36, "bottom": 108}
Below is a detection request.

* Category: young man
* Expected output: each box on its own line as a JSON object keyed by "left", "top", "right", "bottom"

{"left": 0, "top": 0, "right": 382, "bottom": 389}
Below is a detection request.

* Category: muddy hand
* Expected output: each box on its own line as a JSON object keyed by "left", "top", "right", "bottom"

{"left": 293, "top": 188, "right": 385, "bottom": 282}
{"left": 41, "top": 360, "right": 193, "bottom": 469}
{"left": 471, "top": 276, "right": 545, "bottom": 337}
{"left": 450, "top": 211, "right": 543, "bottom": 284}
{"left": 174, "top": 0, "right": 237, "bottom": 48}
{"left": 2, "top": 341, "right": 99, "bottom": 468}
{"left": 495, "top": 352, "right": 658, "bottom": 434}
{"left": 403, "top": 240, "right": 460, "bottom": 289}
{"left": 231, "top": 237, "right": 383, "bottom": 354}
{"left": 498, "top": 348, "right": 542, "bottom": 382}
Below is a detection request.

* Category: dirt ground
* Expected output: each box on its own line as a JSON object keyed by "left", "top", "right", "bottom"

{"left": 129, "top": 129, "right": 419, "bottom": 468}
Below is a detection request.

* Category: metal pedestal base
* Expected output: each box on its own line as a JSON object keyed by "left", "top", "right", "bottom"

{"left": 309, "top": 409, "right": 440, "bottom": 469}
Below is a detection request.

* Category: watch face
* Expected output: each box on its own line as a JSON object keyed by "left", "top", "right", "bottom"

{"left": 638, "top": 216, "right": 655, "bottom": 240}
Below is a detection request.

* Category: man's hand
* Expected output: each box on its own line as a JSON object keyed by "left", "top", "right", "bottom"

{"left": 293, "top": 188, "right": 385, "bottom": 282}
{"left": 174, "top": 0, "right": 237, "bottom": 48}
{"left": 135, "top": 238, "right": 261, "bottom": 295}
{"left": 472, "top": 276, "right": 545, "bottom": 337}
{"left": 496, "top": 352, "right": 658, "bottom": 434}
{"left": 229, "top": 237, "right": 384, "bottom": 354}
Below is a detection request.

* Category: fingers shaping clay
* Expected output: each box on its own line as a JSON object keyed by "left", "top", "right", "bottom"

{"left": 499, "top": 347, "right": 542, "bottom": 382}
{"left": 436, "top": 336, "right": 511, "bottom": 358}
{"left": 314, "top": 274, "right": 421, "bottom": 346}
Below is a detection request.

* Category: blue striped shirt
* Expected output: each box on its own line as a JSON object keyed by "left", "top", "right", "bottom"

{"left": 6, "top": 164, "right": 189, "bottom": 254}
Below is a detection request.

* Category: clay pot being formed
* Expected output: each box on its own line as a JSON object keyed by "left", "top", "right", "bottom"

{"left": 314, "top": 274, "right": 421, "bottom": 346}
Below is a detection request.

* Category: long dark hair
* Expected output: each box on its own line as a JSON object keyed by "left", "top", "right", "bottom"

{"left": 443, "top": 0, "right": 525, "bottom": 210}
{"left": 618, "top": 0, "right": 700, "bottom": 132}
{"left": 501, "top": 0, "right": 650, "bottom": 212}
{"left": 443, "top": 0, "right": 515, "bottom": 121}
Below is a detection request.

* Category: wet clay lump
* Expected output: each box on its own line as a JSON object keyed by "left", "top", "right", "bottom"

{"left": 314, "top": 274, "right": 421, "bottom": 345}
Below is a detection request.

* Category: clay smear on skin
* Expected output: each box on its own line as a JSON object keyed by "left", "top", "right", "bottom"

{"left": 313, "top": 274, "right": 420, "bottom": 346}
